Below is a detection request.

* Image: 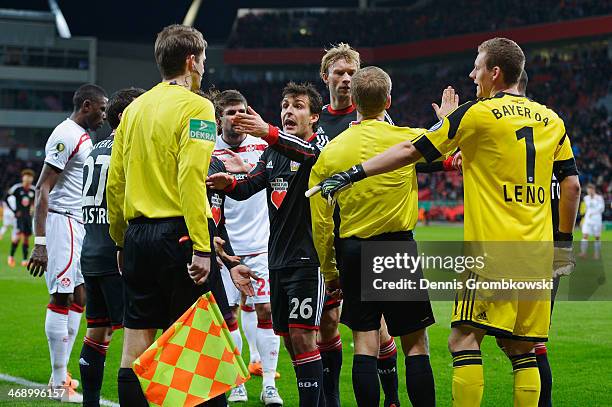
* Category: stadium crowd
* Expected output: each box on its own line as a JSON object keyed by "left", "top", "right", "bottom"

{"left": 211, "top": 45, "right": 612, "bottom": 220}
{"left": 228, "top": 0, "right": 612, "bottom": 48}
{"left": 2, "top": 44, "right": 610, "bottom": 221}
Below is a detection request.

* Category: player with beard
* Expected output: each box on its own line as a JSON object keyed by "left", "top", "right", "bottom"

{"left": 210, "top": 90, "right": 279, "bottom": 403}
{"left": 207, "top": 82, "right": 329, "bottom": 406}
{"left": 28, "top": 83, "right": 108, "bottom": 403}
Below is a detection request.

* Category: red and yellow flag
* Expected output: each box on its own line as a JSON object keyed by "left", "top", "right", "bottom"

{"left": 133, "top": 292, "right": 250, "bottom": 406}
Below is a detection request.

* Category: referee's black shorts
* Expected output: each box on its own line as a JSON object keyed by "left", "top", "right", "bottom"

{"left": 338, "top": 231, "right": 435, "bottom": 337}
{"left": 123, "top": 217, "right": 230, "bottom": 330}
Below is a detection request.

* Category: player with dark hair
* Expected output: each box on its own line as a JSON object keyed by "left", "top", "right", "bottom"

{"left": 78, "top": 87, "right": 144, "bottom": 407}
{"left": 310, "top": 38, "right": 581, "bottom": 406}
{"left": 5, "top": 169, "right": 36, "bottom": 267}
{"left": 28, "top": 82, "right": 108, "bottom": 402}
{"left": 209, "top": 89, "right": 279, "bottom": 403}
{"left": 207, "top": 82, "right": 328, "bottom": 406}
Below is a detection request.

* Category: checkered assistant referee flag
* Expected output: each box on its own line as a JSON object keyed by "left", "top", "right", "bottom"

{"left": 133, "top": 292, "right": 250, "bottom": 406}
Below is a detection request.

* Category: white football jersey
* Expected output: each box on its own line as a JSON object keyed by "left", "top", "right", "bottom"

{"left": 44, "top": 118, "right": 93, "bottom": 221}
{"left": 214, "top": 135, "right": 269, "bottom": 255}
{"left": 583, "top": 194, "right": 604, "bottom": 224}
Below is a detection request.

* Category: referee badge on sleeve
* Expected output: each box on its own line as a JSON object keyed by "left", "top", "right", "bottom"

{"left": 189, "top": 119, "right": 217, "bottom": 142}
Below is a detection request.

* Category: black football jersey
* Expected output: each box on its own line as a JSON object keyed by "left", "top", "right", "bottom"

{"left": 316, "top": 104, "right": 395, "bottom": 142}
{"left": 207, "top": 156, "right": 237, "bottom": 264}
{"left": 81, "top": 136, "right": 116, "bottom": 276}
{"left": 5, "top": 183, "right": 35, "bottom": 217}
{"left": 217, "top": 128, "right": 327, "bottom": 270}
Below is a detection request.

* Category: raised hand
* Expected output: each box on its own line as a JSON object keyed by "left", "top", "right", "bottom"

{"left": 232, "top": 106, "right": 269, "bottom": 138}
{"left": 432, "top": 86, "right": 459, "bottom": 120}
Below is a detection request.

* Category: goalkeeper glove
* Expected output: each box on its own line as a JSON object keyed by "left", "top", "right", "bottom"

{"left": 553, "top": 232, "right": 575, "bottom": 278}
{"left": 319, "top": 164, "right": 367, "bottom": 206}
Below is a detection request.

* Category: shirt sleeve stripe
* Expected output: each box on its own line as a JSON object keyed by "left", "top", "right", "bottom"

{"left": 447, "top": 100, "right": 477, "bottom": 140}
{"left": 553, "top": 158, "right": 579, "bottom": 181}
{"left": 413, "top": 137, "right": 442, "bottom": 163}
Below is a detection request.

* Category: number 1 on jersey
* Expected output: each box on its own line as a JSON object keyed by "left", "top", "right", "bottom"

{"left": 516, "top": 126, "right": 535, "bottom": 184}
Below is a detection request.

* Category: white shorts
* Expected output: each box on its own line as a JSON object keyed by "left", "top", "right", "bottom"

{"left": 2, "top": 210, "right": 17, "bottom": 239}
{"left": 221, "top": 252, "right": 270, "bottom": 306}
{"left": 45, "top": 212, "right": 85, "bottom": 294}
{"left": 582, "top": 221, "right": 602, "bottom": 237}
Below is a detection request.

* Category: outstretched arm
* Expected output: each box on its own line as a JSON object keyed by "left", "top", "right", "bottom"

{"left": 232, "top": 106, "right": 322, "bottom": 163}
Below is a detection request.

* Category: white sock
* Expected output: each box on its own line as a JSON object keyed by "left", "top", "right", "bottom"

{"left": 241, "top": 307, "right": 260, "bottom": 363}
{"left": 594, "top": 240, "right": 601, "bottom": 257}
{"left": 256, "top": 320, "right": 279, "bottom": 388}
{"left": 45, "top": 307, "right": 69, "bottom": 387}
{"left": 581, "top": 238, "right": 588, "bottom": 255}
{"left": 65, "top": 305, "right": 83, "bottom": 367}
{"left": 230, "top": 327, "right": 243, "bottom": 355}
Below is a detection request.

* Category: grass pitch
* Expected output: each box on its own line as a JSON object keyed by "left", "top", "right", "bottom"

{"left": 0, "top": 224, "right": 610, "bottom": 406}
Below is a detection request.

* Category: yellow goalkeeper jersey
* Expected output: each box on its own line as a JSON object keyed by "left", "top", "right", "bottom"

{"left": 107, "top": 82, "right": 217, "bottom": 252}
{"left": 309, "top": 119, "right": 425, "bottom": 281}
{"left": 413, "top": 91, "right": 576, "bottom": 242}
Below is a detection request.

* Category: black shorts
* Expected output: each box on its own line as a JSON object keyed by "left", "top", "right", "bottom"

{"left": 123, "top": 217, "right": 230, "bottom": 330}
{"left": 338, "top": 231, "right": 435, "bottom": 337}
{"left": 16, "top": 215, "right": 32, "bottom": 235}
{"left": 270, "top": 266, "right": 326, "bottom": 336}
{"left": 84, "top": 273, "right": 124, "bottom": 330}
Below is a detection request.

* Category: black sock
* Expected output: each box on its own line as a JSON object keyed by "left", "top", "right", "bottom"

{"left": 10, "top": 241, "right": 17, "bottom": 257}
{"left": 320, "top": 344, "right": 342, "bottom": 407}
{"left": 295, "top": 354, "right": 324, "bottom": 407}
{"left": 22, "top": 242, "right": 29, "bottom": 260}
{"left": 118, "top": 367, "right": 148, "bottom": 407}
{"left": 352, "top": 354, "right": 380, "bottom": 407}
{"left": 378, "top": 353, "right": 400, "bottom": 407}
{"left": 405, "top": 355, "right": 435, "bottom": 407}
{"left": 536, "top": 345, "right": 552, "bottom": 407}
{"left": 80, "top": 339, "right": 107, "bottom": 407}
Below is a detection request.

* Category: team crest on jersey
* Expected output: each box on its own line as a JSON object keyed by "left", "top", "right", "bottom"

{"left": 266, "top": 161, "right": 273, "bottom": 169}
{"left": 290, "top": 161, "right": 300, "bottom": 172}
{"left": 210, "top": 193, "right": 222, "bottom": 226}
{"left": 270, "top": 178, "right": 288, "bottom": 209}
{"left": 59, "top": 277, "right": 71, "bottom": 287}
{"left": 189, "top": 119, "right": 216, "bottom": 142}
{"left": 428, "top": 119, "right": 443, "bottom": 132}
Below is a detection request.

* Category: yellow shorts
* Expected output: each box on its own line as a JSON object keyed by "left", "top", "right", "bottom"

{"left": 451, "top": 271, "right": 551, "bottom": 341}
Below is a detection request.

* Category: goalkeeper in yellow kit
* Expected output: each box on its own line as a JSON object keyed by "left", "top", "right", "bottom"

{"left": 308, "top": 38, "right": 581, "bottom": 406}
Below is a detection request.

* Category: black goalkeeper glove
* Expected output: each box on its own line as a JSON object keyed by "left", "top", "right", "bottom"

{"left": 319, "top": 164, "right": 367, "bottom": 206}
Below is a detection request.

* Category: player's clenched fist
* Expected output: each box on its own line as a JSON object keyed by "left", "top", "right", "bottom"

{"left": 27, "top": 244, "right": 48, "bottom": 277}
{"left": 306, "top": 164, "right": 367, "bottom": 206}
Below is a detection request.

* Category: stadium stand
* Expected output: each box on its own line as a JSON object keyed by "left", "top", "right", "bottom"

{"left": 228, "top": 1, "right": 612, "bottom": 48}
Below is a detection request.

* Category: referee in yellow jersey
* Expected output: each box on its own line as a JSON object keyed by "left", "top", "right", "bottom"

{"left": 309, "top": 66, "right": 436, "bottom": 407}
{"left": 107, "top": 25, "right": 227, "bottom": 407}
